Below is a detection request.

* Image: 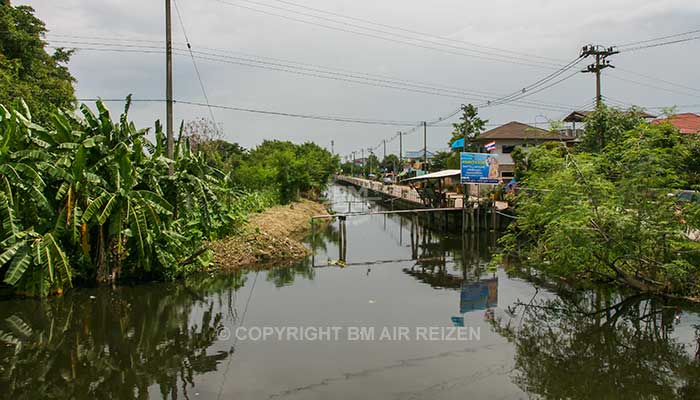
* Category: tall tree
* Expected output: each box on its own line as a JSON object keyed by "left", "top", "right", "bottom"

{"left": 380, "top": 154, "right": 401, "bottom": 172}
{"left": 0, "top": 2, "right": 76, "bottom": 123}
{"left": 449, "top": 104, "right": 488, "bottom": 152}
{"left": 577, "top": 105, "right": 645, "bottom": 153}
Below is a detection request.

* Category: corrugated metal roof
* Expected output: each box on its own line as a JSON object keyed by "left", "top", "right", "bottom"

{"left": 402, "top": 169, "right": 461, "bottom": 182}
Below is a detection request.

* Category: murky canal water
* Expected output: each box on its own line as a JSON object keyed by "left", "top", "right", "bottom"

{"left": 1, "top": 184, "right": 700, "bottom": 399}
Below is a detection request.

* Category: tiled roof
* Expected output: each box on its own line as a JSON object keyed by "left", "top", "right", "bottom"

{"left": 476, "top": 121, "right": 566, "bottom": 141}
{"left": 652, "top": 113, "right": 700, "bottom": 134}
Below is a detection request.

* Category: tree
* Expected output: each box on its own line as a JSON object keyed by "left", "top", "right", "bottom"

{"left": 365, "top": 152, "right": 379, "bottom": 176}
{"left": 503, "top": 122, "right": 700, "bottom": 299}
{"left": 489, "top": 293, "right": 700, "bottom": 399}
{"left": 380, "top": 154, "right": 401, "bottom": 172}
{"left": 180, "top": 117, "right": 221, "bottom": 151}
{"left": 233, "top": 140, "right": 338, "bottom": 203}
{"left": 577, "top": 105, "right": 646, "bottom": 153}
{"left": 449, "top": 104, "right": 488, "bottom": 152}
{"left": 0, "top": 2, "right": 76, "bottom": 124}
{"left": 429, "top": 151, "right": 459, "bottom": 172}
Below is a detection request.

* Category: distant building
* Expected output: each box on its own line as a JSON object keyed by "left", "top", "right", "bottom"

{"left": 402, "top": 150, "right": 435, "bottom": 171}
{"left": 474, "top": 121, "right": 571, "bottom": 180}
{"left": 652, "top": 113, "right": 700, "bottom": 134}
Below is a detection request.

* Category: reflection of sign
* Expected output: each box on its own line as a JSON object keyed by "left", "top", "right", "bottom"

{"left": 460, "top": 278, "right": 498, "bottom": 313}
{"left": 460, "top": 152, "right": 500, "bottom": 184}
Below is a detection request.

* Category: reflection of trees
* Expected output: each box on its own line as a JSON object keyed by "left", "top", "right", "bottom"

{"left": 266, "top": 259, "right": 315, "bottom": 288}
{"left": 489, "top": 293, "right": 700, "bottom": 399}
{"left": 0, "top": 274, "right": 246, "bottom": 399}
{"left": 309, "top": 218, "right": 339, "bottom": 254}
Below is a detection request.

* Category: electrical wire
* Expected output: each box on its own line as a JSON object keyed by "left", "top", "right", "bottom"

{"left": 608, "top": 74, "right": 700, "bottom": 99}
{"left": 618, "top": 35, "right": 700, "bottom": 53}
{"left": 616, "top": 28, "right": 700, "bottom": 48}
{"left": 478, "top": 57, "right": 585, "bottom": 107}
{"left": 172, "top": 0, "right": 219, "bottom": 132}
{"left": 209, "top": 0, "right": 564, "bottom": 70}
{"left": 615, "top": 67, "right": 700, "bottom": 94}
{"left": 266, "top": 0, "right": 567, "bottom": 64}
{"left": 47, "top": 33, "right": 579, "bottom": 111}
{"left": 77, "top": 97, "right": 424, "bottom": 126}
{"left": 50, "top": 41, "right": 574, "bottom": 112}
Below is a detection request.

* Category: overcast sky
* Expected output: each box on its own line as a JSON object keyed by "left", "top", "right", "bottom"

{"left": 19, "top": 0, "right": 700, "bottom": 157}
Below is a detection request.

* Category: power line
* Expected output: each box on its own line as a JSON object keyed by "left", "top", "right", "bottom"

{"left": 50, "top": 41, "right": 575, "bottom": 112}
{"left": 618, "top": 35, "right": 700, "bottom": 53}
{"left": 77, "top": 97, "right": 424, "bottom": 126}
{"left": 474, "top": 56, "right": 585, "bottom": 108}
{"left": 264, "top": 0, "right": 567, "bottom": 64}
{"left": 616, "top": 28, "right": 700, "bottom": 48}
{"left": 172, "top": 0, "right": 219, "bottom": 132}
{"left": 46, "top": 33, "right": 579, "bottom": 111}
{"left": 616, "top": 67, "right": 700, "bottom": 94}
{"left": 209, "top": 0, "right": 563, "bottom": 70}
{"left": 608, "top": 74, "right": 700, "bottom": 99}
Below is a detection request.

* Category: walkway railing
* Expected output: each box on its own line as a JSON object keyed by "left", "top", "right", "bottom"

{"left": 335, "top": 175, "right": 426, "bottom": 206}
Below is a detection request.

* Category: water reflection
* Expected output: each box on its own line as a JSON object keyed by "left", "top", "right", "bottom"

{"left": 489, "top": 293, "right": 700, "bottom": 399}
{"left": 0, "top": 273, "right": 246, "bottom": 399}
{"left": 2, "top": 184, "right": 700, "bottom": 399}
{"left": 266, "top": 259, "right": 316, "bottom": 288}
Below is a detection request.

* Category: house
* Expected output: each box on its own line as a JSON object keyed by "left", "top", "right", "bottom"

{"left": 402, "top": 150, "right": 435, "bottom": 171}
{"left": 474, "top": 121, "right": 571, "bottom": 180}
{"left": 652, "top": 113, "right": 700, "bottom": 134}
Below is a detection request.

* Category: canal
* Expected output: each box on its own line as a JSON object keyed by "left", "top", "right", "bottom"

{"left": 1, "top": 184, "right": 699, "bottom": 399}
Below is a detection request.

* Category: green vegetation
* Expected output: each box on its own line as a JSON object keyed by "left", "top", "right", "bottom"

{"left": 489, "top": 293, "right": 700, "bottom": 398}
{"left": 231, "top": 140, "right": 339, "bottom": 203}
{"left": 0, "top": 2, "right": 76, "bottom": 124}
{"left": 0, "top": 99, "right": 336, "bottom": 296}
{"left": 502, "top": 106, "right": 700, "bottom": 299}
{"left": 448, "top": 103, "right": 488, "bottom": 152}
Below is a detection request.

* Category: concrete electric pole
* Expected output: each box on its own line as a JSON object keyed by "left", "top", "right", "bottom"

{"left": 165, "top": 0, "right": 174, "bottom": 173}
{"left": 423, "top": 121, "right": 428, "bottom": 171}
{"left": 580, "top": 45, "right": 618, "bottom": 108}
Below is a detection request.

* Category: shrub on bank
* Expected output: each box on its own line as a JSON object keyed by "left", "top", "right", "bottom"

{"left": 502, "top": 114, "right": 700, "bottom": 299}
{"left": 0, "top": 98, "right": 278, "bottom": 295}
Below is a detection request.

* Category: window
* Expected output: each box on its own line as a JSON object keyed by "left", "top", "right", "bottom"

{"left": 501, "top": 171, "right": 515, "bottom": 178}
{"left": 502, "top": 145, "right": 516, "bottom": 154}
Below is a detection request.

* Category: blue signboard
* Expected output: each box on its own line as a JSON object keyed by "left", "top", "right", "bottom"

{"left": 459, "top": 278, "right": 498, "bottom": 313}
{"left": 460, "top": 152, "right": 500, "bottom": 184}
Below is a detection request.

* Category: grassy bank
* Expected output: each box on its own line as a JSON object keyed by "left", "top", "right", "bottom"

{"left": 210, "top": 199, "right": 327, "bottom": 270}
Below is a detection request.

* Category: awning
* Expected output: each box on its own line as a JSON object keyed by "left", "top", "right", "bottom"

{"left": 451, "top": 138, "right": 464, "bottom": 149}
{"left": 402, "top": 169, "right": 461, "bottom": 182}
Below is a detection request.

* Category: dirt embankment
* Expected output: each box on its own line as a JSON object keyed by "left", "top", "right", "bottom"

{"left": 210, "top": 199, "right": 328, "bottom": 270}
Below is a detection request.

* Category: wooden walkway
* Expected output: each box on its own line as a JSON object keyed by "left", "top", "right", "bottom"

{"left": 335, "top": 175, "right": 428, "bottom": 206}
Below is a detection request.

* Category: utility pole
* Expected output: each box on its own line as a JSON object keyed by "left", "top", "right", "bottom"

{"left": 382, "top": 139, "right": 386, "bottom": 161}
{"left": 331, "top": 140, "right": 334, "bottom": 155}
{"left": 361, "top": 148, "right": 365, "bottom": 177}
{"left": 165, "top": 0, "right": 174, "bottom": 173}
{"left": 580, "top": 45, "right": 618, "bottom": 108}
{"left": 398, "top": 131, "right": 403, "bottom": 165}
{"left": 351, "top": 151, "right": 355, "bottom": 176}
{"left": 422, "top": 121, "right": 428, "bottom": 171}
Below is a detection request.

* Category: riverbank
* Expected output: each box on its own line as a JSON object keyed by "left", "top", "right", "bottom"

{"left": 209, "top": 199, "right": 328, "bottom": 270}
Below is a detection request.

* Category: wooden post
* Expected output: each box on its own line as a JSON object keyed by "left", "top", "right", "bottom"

{"left": 491, "top": 201, "right": 497, "bottom": 232}
{"left": 311, "top": 219, "right": 316, "bottom": 267}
